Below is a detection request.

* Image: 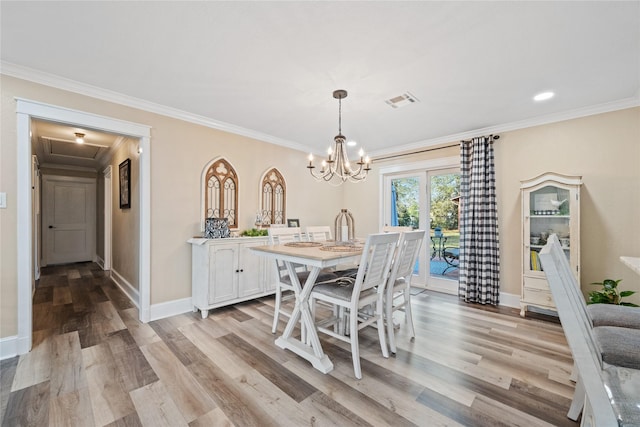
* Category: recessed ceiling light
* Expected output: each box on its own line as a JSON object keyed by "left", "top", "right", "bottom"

{"left": 347, "top": 140, "right": 357, "bottom": 147}
{"left": 533, "top": 91, "right": 555, "bottom": 102}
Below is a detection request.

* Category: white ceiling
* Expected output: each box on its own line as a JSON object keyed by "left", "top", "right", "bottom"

{"left": 2, "top": 1, "right": 639, "bottom": 163}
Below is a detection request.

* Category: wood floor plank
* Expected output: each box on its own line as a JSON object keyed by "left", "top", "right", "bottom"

{"left": 179, "top": 322, "right": 250, "bottom": 379}
{"left": 2, "top": 381, "right": 50, "bottom": 426}
{"left": 34, "top": 286, "right": 54, "bottom": 304}
{"left": 53, "top": 286, "right": 72, "bottom": 306}
{"left": 0, "top": 356, "right": 18, "bottom": 420}
{"left": 68, "top": 278, "right": 93, "bottom": 313}
{"left": 11, "top": 330, "right": 52, "bottom": 392}
{"left": 67, "top": 269, "right": 81, "bottom": 280}
{"left": 101, "top": 283, "right": 135, "bottom": 311}
{"left": 188, "top": 407, "right": 234, "bottom": 427}
{"left": 103, "top": 411, "right": 143, "bottom": 427}
{"left": 111, "top": 342, "right": 159, "bottom": 393}
{"left": 228, "top": 369, "right": 322, "bottom": 427}
{"left": 185, "top": 351, "right": 279, "bottom": 427}
{"left": 48, "top": 389, "right": 95, "bottom": 427}
{"left": 149, "top": 318, "right": 205, "bottom": 367}
{"left": 78, "top": 301, "right": 127, "bottom": 348}
{"left": 82, "top": 343, "right": 137, "bottom": 426}
{"left": 212, "top": 316, "right": 295, "bottom": 366}
{"left": 217, "top": 333, "right": 317, "bottom": 403}
{"left": 38, "top": 273, "right": 68, "bottom": 288}
{"left": 118, "top": 307, "right": 161, "bottom": 347}
{"left": 300, "top": 390, "right": 374, "bottom": 426}
{"left": 129, "top": 380, "right": 189, "bottom": 427}
{"left": 49, "top": 331, "right": 87, "bottom": 397}
{"left": 140, "top": 340, "right": 217, "bottom": 423}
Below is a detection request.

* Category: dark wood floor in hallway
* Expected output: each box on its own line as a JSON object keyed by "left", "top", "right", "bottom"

{"left": 1, "top": 262, "right": 579, "bottom": 426}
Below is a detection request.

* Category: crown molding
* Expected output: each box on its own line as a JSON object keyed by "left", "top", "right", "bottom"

{"left": 3, "top": 61, "right": 638, "bottom": 159}
{"left": 370, "top": 96, "right": 640, "bottom": 158}
{"left": 1, "top": 62, "right": 309, "bottom": 153}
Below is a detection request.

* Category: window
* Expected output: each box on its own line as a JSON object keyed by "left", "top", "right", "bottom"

{"left": 204, "top": 158, "right": 238, "bottom": 228}
{"left": 260, "top": 168, "right": 286, "bottom": 225}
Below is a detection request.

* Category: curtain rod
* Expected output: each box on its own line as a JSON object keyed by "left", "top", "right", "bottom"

{"left": 373, "top": 134, "right": 500, "bottom": 162}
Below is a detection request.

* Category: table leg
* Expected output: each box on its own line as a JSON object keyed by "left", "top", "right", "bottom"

{"left": 274, "top": 262, "right": 334, "bottom": 373}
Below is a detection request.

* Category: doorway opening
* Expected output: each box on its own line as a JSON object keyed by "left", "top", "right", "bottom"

{"left": 16, "top": 99, "right": 151, "bottom": 355}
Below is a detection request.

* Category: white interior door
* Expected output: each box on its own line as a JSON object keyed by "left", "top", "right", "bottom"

{"left": 42, "top": 175, "right": 96, "bottom": 265}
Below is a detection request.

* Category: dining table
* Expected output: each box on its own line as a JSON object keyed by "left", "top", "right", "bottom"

{"left": 250, "top": 240, "right": 364, "bottom": 373}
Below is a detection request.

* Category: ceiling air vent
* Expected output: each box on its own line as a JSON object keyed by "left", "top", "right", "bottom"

{"left": 384, "top": 92, "right": 420, "bottom": 109}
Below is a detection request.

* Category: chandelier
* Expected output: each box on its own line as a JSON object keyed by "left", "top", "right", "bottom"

{"left": 307, "top": 89, "right": 371, "bottom": 184}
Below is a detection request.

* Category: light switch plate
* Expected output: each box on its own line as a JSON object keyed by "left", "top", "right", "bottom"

{"left": 0, "top": 192, "right": 6, "bottom": 208}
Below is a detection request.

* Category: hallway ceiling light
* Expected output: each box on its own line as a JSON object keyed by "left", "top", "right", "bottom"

{"left": 74, "top": 132, "right": 85, "bottom": 144}
{"left": 307, "top": 90, "right": 371, "bottom": 185}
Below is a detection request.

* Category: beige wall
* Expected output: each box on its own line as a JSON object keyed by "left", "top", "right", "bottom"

{"left": 111, "top": 139, "right": 140, "bottom": 288}
{"left": 346, "top": 108, "right": 640, "bottom": 303}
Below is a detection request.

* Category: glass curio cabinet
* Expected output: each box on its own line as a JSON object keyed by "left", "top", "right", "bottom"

{"left": 520, "top": 172, "right": 582, "bottom": 317}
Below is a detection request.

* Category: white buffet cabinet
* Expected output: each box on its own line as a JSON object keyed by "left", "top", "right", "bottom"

{"left": 188, "top": 237, "right": 276, "bottom": 318}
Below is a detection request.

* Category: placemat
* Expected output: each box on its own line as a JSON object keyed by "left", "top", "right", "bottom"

{"left": 284, "top": 241, "right": 323, "bottom": 248}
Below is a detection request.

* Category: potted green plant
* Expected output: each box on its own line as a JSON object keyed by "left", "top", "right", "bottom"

{"left": 587, "top": 279, "right": 639, "bottom": 306}
{"left": 240, "top": 228, "right": 268, "bottom": 237}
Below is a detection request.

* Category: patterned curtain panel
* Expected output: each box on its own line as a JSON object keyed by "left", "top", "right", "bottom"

{"left": 458, "top": 136, "right": 500, "bottom": 305}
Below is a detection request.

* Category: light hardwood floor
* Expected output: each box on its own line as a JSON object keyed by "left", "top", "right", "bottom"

{"left": 1, "top": 262, "right": 578, "bottom": 426}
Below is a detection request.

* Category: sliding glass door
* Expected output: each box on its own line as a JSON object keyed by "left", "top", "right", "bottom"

{"left": 427, "top": 168, "right": 460, "bottom": 293}
{"left": 383, "top": 164, "right": 460, "bottom": 293}
{"left": 384, "top": 173, "right": 426, "bottom": 283}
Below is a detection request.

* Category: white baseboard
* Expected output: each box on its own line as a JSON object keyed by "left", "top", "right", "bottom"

{"left": 105, "top": 268, "right": 193, "bottom": 323}
{"left": 500, "top": 291, "right": 521, "bottom": 309}
{"left": 110, "top": 268, "right": 140, "bottom": 308}
{"left": 95, "top": 255, "right": 105, "bottom": 270}
{"left": 149, "top": 298, "right": 193, "bottom": 322}
{"left": 424, "top": 285, "right": 521, "bottom": 309}
{"left": 0, "top": 335, "right": 18, "bottom": 361}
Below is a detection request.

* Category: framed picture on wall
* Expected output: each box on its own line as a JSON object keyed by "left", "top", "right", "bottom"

{"left": 119, "top": 158, "right": 131, "bottom": 209}
{"left": 287, "top": 218, "right": 300, "bottom": 227}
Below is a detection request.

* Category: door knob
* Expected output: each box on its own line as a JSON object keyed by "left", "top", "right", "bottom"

{"left": 48, "top": 225, "right": 56, "bottom": 229}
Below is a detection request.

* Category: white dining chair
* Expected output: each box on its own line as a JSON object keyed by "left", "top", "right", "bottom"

{"left": 310, "top": 232, "right": 400, "bottom": 379}
{"left": 305, "top": 225, "right": 332, "bottom": 242}
{"left": 268, "top": 227, "right": 338, "bottom": 334}
{"left": 268, "top": 227, "right": 304, "bottom": 334}
{"left": 385, "top": 229, "right": 426, "bottom": 354}
{"left": 381, "top": 225, "right": 413, "bottom": 233}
